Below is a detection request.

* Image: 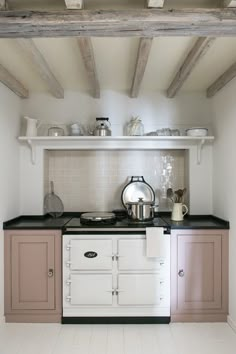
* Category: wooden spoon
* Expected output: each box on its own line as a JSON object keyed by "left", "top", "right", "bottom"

{"left": 167, "top": 188, "right": 174, "bottom": 202}
{"left": 174, "top": 188, "right": 187, "bottom": 203}
{"left": 174, "top": 189, "right": 183, "bottom": 203}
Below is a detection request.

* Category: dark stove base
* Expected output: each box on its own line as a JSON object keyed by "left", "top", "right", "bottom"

{"left": 127, "top": 220, "right": 154, "bottom": 225}
{"left": 62, "top": 316, "right": 170, "bottom": 324}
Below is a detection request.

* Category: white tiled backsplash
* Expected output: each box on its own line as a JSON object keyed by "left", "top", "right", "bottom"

{"left": 46, "top": 150, "right": 186, "bottom": 212}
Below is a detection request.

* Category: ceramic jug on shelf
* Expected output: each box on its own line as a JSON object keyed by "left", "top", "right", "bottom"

{"left": 171, "top": 203, "right": 188, "bottom": 221}
{"left": 24, "top": 116, "right": 41, "bottom": 137}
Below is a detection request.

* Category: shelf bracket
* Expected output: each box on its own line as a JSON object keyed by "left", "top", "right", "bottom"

{"left": 27, "top": 139, "right": 36, "bottom": 164}
{"left": 197, "top": 139, "right": 205, "bottom": 165}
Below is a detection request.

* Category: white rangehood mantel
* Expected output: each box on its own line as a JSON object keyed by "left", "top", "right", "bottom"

{"left": 18, "top": 135, "right": 214, "bottom": 165}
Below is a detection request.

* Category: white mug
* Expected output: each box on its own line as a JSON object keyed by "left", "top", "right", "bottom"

{"left": 171, "top": 203, "right": 188, "bottom": 221}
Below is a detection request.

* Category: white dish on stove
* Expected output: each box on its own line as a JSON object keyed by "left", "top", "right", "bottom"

{"left": 186, "top": 128, "right": 208, "bottom": 137}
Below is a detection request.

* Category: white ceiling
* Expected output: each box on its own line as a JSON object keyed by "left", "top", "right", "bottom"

{"left": 1, "top": 36, "right": 236, "bottom": 96}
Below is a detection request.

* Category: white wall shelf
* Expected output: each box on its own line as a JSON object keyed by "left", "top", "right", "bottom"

{"left": 18, "top": 136, "right": 214, "bottom": 165}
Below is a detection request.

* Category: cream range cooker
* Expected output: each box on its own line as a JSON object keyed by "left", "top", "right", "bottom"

{"left": 62, "top": 215, "right": 170, "bottom": 324}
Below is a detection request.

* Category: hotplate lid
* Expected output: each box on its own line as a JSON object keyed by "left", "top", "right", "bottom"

{"left": 81, "top": 212, "right": 115, "bottom": 221}
{"left": 80, "top": 212, "right": 116, "bottom": 225}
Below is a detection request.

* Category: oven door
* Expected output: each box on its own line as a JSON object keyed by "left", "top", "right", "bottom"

{"left": 117, "top": 274, "right": 165, "bottom": 305}
{"left": 118, "top": 239, "right": 168, "bottom": 271}
{"left": 68, "top": 273, "right": 113, "bottom": 306}
{"left": 68, "top": 239, "right": 113, "bottom": 270}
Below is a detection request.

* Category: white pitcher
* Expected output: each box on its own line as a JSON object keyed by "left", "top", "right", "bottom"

{"left": 24, "top": 116, "right": 41, "bottom": 137}
{"left": 171, "top": 203, "right": 188, "bottom": 221}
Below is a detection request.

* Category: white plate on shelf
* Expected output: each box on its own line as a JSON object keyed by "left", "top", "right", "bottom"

{"left": 186, "top": 128, "right": 208, "bottom": 137}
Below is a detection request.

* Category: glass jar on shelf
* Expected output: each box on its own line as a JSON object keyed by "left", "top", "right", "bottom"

{"left": 126, "top": 116, "right": 144, "bottom": 136}
{"left": 48, "top": 126, "right": 64, "bottom": 137}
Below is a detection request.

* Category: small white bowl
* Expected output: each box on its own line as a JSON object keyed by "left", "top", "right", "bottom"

{"left": 186, "top": 128, "right": 208, "bottom": 137}
{"left": 70, "top": 130, "right": 83, "bottom": 136}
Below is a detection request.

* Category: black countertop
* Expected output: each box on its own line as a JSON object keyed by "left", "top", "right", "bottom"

{"left": 3, "top": 213, "right": 230, "bottom": 231}
{"left": 162, "top": 215, "right": 229, "bottom": 230}
{"left": 3, "top": 215, "right": 72, "bottom": 230}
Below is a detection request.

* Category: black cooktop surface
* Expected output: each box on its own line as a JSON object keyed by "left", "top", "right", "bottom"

{"left": 65, "top": 217, "right": 169, "bottom": 229}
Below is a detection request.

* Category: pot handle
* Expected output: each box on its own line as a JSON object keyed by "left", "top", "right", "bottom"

{"left": 130, "top": 176, "right": 145, "bottom": 182}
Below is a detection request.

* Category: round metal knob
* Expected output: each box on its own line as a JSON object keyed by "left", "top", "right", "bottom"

{"left": 48, "top": 268, "right": 54, "bottom": 277}
{"left": 178, "top": 269, "right": 185, "bottom": 277}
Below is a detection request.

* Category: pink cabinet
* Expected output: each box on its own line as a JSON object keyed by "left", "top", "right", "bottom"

{"left": 171, "top": 229, "right": 228, "bottom": 322}
{"left": 4, "top": 230, "right": 61, "bottom": 323}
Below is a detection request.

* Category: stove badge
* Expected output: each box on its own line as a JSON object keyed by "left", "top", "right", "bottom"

{"left": 84, "top": 251, "right": 98, "bottom": 258}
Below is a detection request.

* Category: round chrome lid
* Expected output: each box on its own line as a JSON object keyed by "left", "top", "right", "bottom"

{"left": 121, "top": 176, "right": 155, "bottom": 207}
{"left": 125, "top": 197, "right": 155, "bottom": 206}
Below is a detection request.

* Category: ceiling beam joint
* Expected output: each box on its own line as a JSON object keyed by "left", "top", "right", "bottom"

{"left": 0, "top": 0, "right": 8, "bottom": 10}
{"left": 147, "top": 0, "right": 165, "bottom": 8}
{"left": 64, "top": 0, "right": 84, "bottom": 10}
{"left": 222, "top": 1, "right": 236, "bottom": 7}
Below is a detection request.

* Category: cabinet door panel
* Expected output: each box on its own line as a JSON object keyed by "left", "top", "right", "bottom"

{"left": 177, "top": 235, "right": 222, "bottom": 311}
{"left": 118, "top": 239, "right": 168, "bottom": 271}
{"left": 118, "top": 274, "right": 162, "bottom": 305}
{"left": 70, "top": 239, "right": 112, "bottom": 270}
{"left": 11, "top": 235, "right": 55, "bottom": 310}
{"left": 70, "top": 274, "right": 113, "bottom": 305}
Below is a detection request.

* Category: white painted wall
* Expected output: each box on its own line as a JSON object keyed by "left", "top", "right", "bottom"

{"left": 0, "top": 83, "right": 21, "bottom": 322}
{"left": 47, "top": 150, "right": 186, "bottom": 212}
{"left": 211, "top": 80, "right": 236, "bottom": 325}
{"left": 20, "top": 90, "right": 213, "bottom": 215}
{"left": 21, "top": 91, "right": 213, "bottom": 136}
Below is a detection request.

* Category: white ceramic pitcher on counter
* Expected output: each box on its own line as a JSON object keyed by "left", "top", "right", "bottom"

{"left": 24, "top": 116, "right": 41, "bottom": 137}
{"left": 171, "top": 203, "right": 188, "bottom": 221}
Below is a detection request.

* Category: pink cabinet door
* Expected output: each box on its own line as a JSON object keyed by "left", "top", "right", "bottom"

{"left": 11, "top": 235, "right": 55, "bottom": 310}
{"left": 177, "top": 234, "right": 222, "bottom": 311}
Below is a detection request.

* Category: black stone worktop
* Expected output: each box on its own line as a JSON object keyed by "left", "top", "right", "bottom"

{"left": 161, "top": 214, "right": 229, "bottom": 230}
{"left": 3, "top": 213, "right": 230, "bottom": 231}
{"left": 3, "top": 215, "right": 72, "bottom": 230}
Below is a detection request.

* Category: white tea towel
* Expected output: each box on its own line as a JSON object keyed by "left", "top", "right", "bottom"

{"left": 146, "top": 227, "right": 166, "bottom": 258}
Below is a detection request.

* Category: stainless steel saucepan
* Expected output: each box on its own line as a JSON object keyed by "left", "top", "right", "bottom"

{"left": 126, "top": 197, "right": 157, "bottom": 222}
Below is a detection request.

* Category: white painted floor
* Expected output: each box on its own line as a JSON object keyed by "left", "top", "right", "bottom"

{"left": 0, "top": 323, "right": 236, "bottom": 354}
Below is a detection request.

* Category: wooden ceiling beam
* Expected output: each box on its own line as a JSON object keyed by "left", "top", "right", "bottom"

{"left": 77, "top": 37, "right": 100, "bottom": 98}
{"left": 147, "top": 0, "right": 165, "bottom": 8}
{"left": 131, "top": 37, "right": 153, "bottom": 98}
{"left": 64, "top": 0, "right": 84, "bottom": 10}
{"left": 1, "top": 9, "right": 236, "bottom": 38}
{"left": 0, "top": 63, "right": 28, "bottom": 98}
{"left": 17, "top": 39, "right": 64, "bottom": 99}
{"left": 207, "top": 62, "right": 236, "bottom": 98}
{"left": 167, "top": 37, "right": 215, "bottom": 98}
{"left": 222, "top": 1, "right": 236, "bottom": 7}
